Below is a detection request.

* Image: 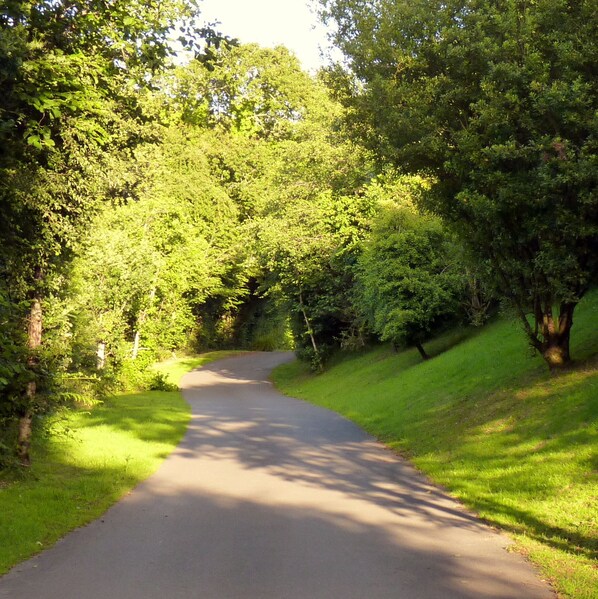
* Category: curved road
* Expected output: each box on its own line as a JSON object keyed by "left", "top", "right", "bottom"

{"left": 1, "top": 352, "right": 553, "bottom": 598}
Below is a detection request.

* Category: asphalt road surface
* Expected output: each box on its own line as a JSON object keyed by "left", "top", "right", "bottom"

{"left": 0, "top": 352, "right": 554, "bottom": 598}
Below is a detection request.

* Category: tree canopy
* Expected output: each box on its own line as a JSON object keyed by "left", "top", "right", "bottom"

{"left": 0, "top": 0, "right": 201, "bottom": 464}
{"left": 355, "top": 177, "right": 465, "bottom": 360}
{"left": 1, "top": 1, "right": 596, "bottom": 465}
{"left": 319, "top": 0, "right": 598, "bottom": 368}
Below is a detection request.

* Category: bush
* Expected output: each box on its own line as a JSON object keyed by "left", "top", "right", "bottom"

{"left": 147, "top": 372, "right": 178, "bottom": 392}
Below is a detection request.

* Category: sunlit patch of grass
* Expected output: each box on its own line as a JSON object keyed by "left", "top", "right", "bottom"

{"left": 272, "top": 289, "right": 598, "bottom": 598}
{"left": 0, "top": 351, "right": 238, "bottom": 575}
{"left": 0, "top": 390, "right": 189, "bottom": 574}
{"left": 153, "top": 350, "right": 247, "bottom": 386}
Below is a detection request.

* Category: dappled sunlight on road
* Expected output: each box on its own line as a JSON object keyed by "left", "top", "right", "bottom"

{"left": 0, "top": 352, "right": 554, "bottom": 599}
{"left": 158, "top": 352, "right": 551, "bottom": 597}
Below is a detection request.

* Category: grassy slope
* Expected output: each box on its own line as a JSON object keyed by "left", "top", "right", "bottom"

{"left": 0, "top": 351, "right": 237, "bottom": 575}
{"left": 272, "top": 291, "right": 598, "bottom": 599}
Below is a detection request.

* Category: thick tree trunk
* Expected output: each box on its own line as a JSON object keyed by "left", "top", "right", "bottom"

{"left": 415, "top": 341, "right": 430, "bottom": 361}
{"left": 17, "top": 296, "right": 43, "bottom": 466}
{"left": 16, "top": 409, "right": 33, "bottom": 467}
{"left": 521, "top": 300, "right": 576, "bottom": 370}
{"left": 494, "top": 257, "right": 579, "bottom": 372}
{"left": 540, "top": 302, "right": 575, "bottom": 370}
{"left": 542, "top": 342, "right": 570, "bottom": 369}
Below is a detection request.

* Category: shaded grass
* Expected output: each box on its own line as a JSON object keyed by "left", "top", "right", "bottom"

{"left": 272, "top": 290, "right": 598, "bottom": 598}
{"left": 0, "top": 351, "right": 235, "bottom": 575}
{"left": 0, "top": 391, "right": 189, "bottom": 574}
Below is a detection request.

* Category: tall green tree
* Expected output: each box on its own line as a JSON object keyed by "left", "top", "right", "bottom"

{"left": 70, "top": 124, "right": 240, "bottom": 368}
{"left": 320, "top": 0, "right": 598, "bottom": 368}
{"left": 0, "top": 0, "right": 198, "bottom": 464}
{"left": 244, "top": 86, "right": 376, "bottom": 364}
{"left": 169, "top": 43, "right": 377, "bottom": 357}
{"left": 174, "top": 42, "right": 319, "bottom": 139}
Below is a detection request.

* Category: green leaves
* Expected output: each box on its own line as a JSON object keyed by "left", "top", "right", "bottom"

{"left": 354, "top": 179, "right": 466, "bottom": 353}
{"left": 173, "top": 44, "right": 319, "bottom": 140}
{"left": 0, "top": 1, "right": 204, "bottom": 462}
{"left": 320, "top": 0, "right": 598, "bottom": 365}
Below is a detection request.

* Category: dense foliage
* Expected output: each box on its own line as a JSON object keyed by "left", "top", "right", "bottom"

{"left": 0, "top": 0, "right": 201, "bottom": 464}
{"left": 355, "top": 179, "right": 466, "bottom": 360}
{"left": 1, "top": 1, "right": 595, "bottom": 465}
{"left": 319, "top": 0, "right": 598, "bottom": 368}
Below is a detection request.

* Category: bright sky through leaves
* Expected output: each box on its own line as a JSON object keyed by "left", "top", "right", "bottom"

{"left": 198, "top": 0, "right": 332, "bottom": 71}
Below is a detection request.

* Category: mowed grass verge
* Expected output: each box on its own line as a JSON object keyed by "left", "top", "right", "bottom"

{"left": 152, "top": 350, "right": 246, "bottom": 387}
{"left": 0, "top": 350, "right": 236, "bottom": 575}
{"left": 272, "top": 291, "right": 598, "bottom": 599}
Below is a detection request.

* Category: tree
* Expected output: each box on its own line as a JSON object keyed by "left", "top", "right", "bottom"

{"left": 243, "top": 91, "right": 376, "bottom": 366}
{"left": 169, "top": 42, "right": 377, "bottom": 360}
{"left": 174, "top": 42, "right": 319, "bottom": 139}
{"left": 70, "top": 124, "right": 239, "bottom": 369}
{"left": 0, "top": 0, "right": 197, "bottom": 464}
{"left": 320, "top": 0, "right": 598, "bottom": 368}
{"left": 355, "top": 187, "right": 465, "bottom": 360}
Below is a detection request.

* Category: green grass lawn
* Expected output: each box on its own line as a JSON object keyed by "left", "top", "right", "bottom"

{"left": 272, "top": 291, "right": 598, "bottom": 599}
{"left": 153, "top": 350, "right": 246, "bottom": 387}
{"left": 0, "top": 351, "right": 237, "bottom": 575}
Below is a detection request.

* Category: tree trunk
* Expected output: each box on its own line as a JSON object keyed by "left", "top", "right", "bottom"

{"left": 299, "top": 291, "right": 322, "bottom": 371}
{"left": 540, "top": 302, "right": 575, "bottom": 370}
{"left": 96, "top": 341, "right": 106, "bottom": 369}
{"left": 132, "top": 285, "right": 156, "bottom": 360}
{"left": 415, "top": 341, "right": 430, "bottom": 361}
{"left": 132, "top": 329, "right": 141, "bottom": 360}
{"left": 493, "top": 255, "right": 578, "bottom": 371}
{"left": 16, "top": 409, "right": 33, "bottom": 467}
{"left": 542, "top": 341, "right": 570, "bottom": 370}
{"left": 17, "top": 296, "right": 43, "bottom": 466}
